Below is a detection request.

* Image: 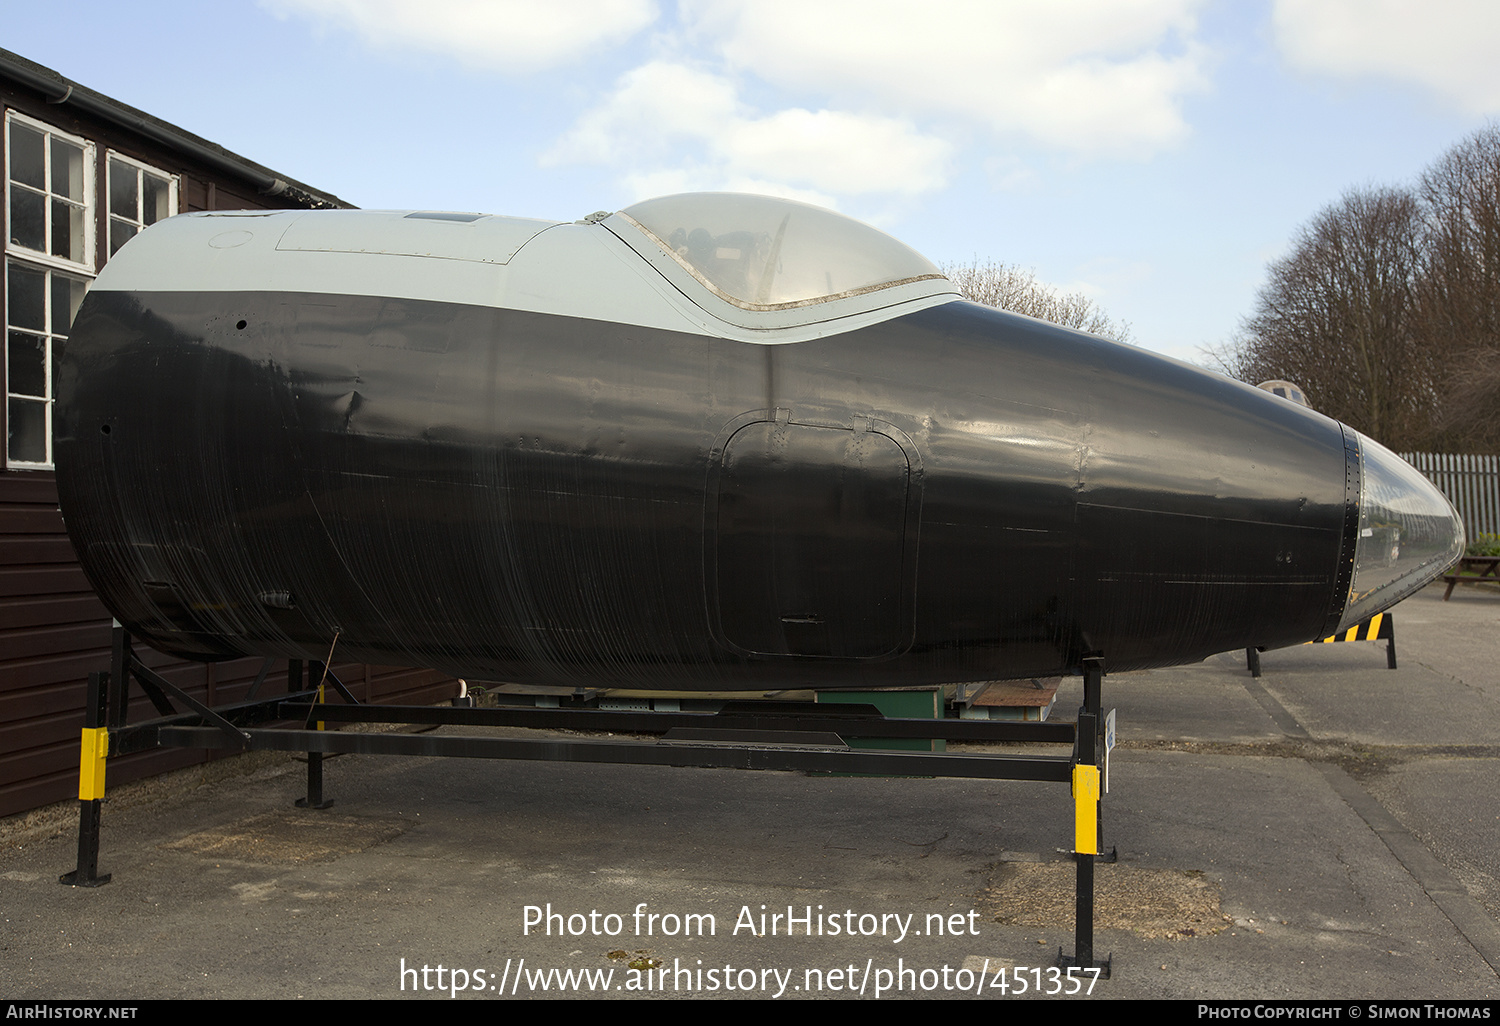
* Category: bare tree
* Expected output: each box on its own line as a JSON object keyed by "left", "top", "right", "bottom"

{"left": 1417, "top": 124, "right": 1500, "bottom": 451}
{"left": 1433, "top": 347, "right": 1500, "bottom": 451}
{"left": 1220, "top": 124, "right": 1500, "bottom": 453}
{"left": 943, "top": 259, "right": 1132, "bottom": 343}
{"left": 1229, "top": 187, "right": 1436, "bottom": 450}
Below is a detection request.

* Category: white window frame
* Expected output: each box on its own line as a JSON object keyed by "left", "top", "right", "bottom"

{"left": 5, "top": 258, "right": 89, "bottom": 469}
{"left": 5, "top": 110, "right": 96, "bottom": 274}
{"left": 106, "top": 149, "right": 178, "bottom": 261}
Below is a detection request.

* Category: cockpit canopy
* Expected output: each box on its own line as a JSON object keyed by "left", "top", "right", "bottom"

{"left": 615, "top": 193, "right": 946, "bottom": 312}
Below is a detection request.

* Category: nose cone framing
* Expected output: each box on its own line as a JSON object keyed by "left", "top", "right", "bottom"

{"left": 1339, "top": 431, "right": 1465, "bottom": 630}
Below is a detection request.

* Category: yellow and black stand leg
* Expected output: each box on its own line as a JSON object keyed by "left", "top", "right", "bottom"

{"left": 60, "top": 670, "right": 112, "bottom": 887}
{"left": 295, "top": 659, "right": 334, "bottom": 810}
{"left": 1059, "top": 655, "right": 1112, "bottom": 977}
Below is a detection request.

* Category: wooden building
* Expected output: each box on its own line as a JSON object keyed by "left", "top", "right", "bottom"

{"left": 1, "top": 49, "right": 456, "bottom": 819}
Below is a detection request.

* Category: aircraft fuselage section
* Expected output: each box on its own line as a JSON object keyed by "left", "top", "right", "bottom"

{"left": 58, "top": 287, "right": 1351, "bottom": 689}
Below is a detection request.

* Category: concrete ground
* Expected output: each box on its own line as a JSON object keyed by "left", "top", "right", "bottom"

{"left": 1, "top": 581, "right": 1497, "bottom": 1001}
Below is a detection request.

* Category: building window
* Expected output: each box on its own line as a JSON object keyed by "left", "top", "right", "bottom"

{"left": 6, "top": 112, "right": 93, "bottom": 270}
{"left": 107, "top": 153, "right": 176, "bottom": 257}
{"left": 6, "top": 260, "right": 86, "bottom": 467}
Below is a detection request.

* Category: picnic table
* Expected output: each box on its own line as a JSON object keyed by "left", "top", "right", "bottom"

{"left": 1442, "top": 554, "right": 1500, "bottom": 599}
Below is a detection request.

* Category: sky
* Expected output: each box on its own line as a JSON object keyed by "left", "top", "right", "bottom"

{"left": 7, "top": 0, "right": 1500, "bottom": 364}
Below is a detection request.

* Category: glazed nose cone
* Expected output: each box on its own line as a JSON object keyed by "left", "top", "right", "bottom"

{"left": 1339, "top": 431, "right": 1465, "bottom": 630}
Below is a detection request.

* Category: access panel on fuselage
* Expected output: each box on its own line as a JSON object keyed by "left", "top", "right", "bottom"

{"left": 710, "top": 416, "right": 917, "bottom": 659}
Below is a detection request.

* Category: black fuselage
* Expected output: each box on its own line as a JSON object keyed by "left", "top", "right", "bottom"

{"left": 57, "top": 288, "right": 1354, "bottom": 689}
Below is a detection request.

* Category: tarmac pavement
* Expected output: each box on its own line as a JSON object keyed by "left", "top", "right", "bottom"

{"left": 1, "top": 581, "right": 1497, "bottom": 1001}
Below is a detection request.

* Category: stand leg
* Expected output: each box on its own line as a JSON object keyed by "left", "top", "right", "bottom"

{"left": 108, "top": 622, "right": 129, "bottom": 728}
{"left": 295, "top": 751, "right": 332, "bottom": 809}
{"left": 62, "top": 797, "right": 108, "bottom": 887}
{"left": 1060, "top": 655, "right": 1111, "bottom": 977}
{"left": 1075, "top": 848, "right": 1094, "bottom": 960}
{"left": 295, "top": 660, "right": 333, "bottom": 809}
{"left": 61, "top": 670, "right": 112, "bottom": 887}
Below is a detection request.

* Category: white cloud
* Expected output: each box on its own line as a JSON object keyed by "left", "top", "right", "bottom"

{"left": 721, "top": 109, "right": 950, "bottom": 194}
{"left": 681, "top": 0, "right": 1209, "bottom": 158}
{"left": 544, "top": 62, "right": 741, "bottom": 164}
{"left": 983, "top": 155, "right": 1037, "bottom": 191}
{"left": 545, "top": 61, "right": 952, "bottom": 200}
{"left": 1273, "top": 0, "right": 1500, "bottom": 113}
{"left": 269, "top": 0, "right": 1215, "bottom": 206}
{"left": 261, "top": 0, "right": 659, "bottom": 72}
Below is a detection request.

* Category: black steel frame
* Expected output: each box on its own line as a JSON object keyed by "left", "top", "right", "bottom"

{"left": 63, "top": 625, "right": 1113, "bottom": 975}
{"left": 1246, "top": 612, "right": 1397, "bottom": 677}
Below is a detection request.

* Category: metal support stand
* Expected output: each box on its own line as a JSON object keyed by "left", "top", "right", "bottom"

{"left": 1058, "top": 654, "right": 1112, "bottom": 978}
{"left": 294, "top": 660, "right": 335, "bottom": 809}
{"left": 61, "top": 627, "right": 323, "bottom": 885}
{"left": 59, "top": 669, "right": 111, "bottom": 887}
{"left": 295, "top": 752, "right": 331, "bottom": 810}
{"left": 1249, "top": 613, "right": 1397, "bottom": 676}
{"left": 67, "top": 633, "right": 1116, "bottom": 975}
